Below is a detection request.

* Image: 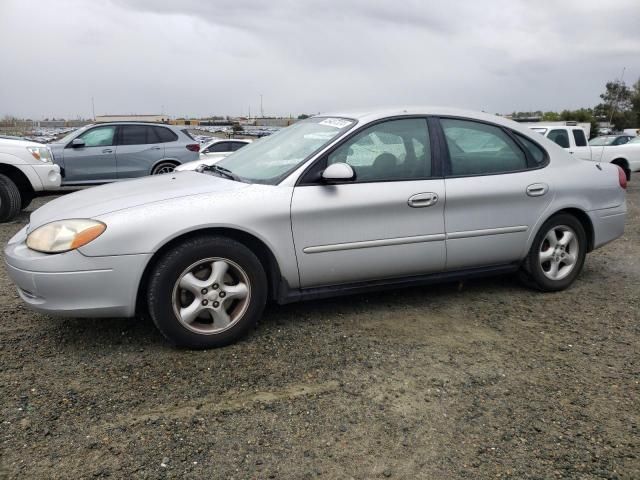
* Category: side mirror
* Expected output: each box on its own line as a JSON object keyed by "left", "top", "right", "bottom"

{"left": 321, "top": 162, "right": 355, "bottom": 183}
{"left": 71, "top": 138, "right": 85, "bottom": 148}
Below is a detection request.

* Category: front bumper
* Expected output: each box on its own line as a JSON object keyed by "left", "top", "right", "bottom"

{"left": 4, "top": 227, "right": 151, "bottom": 318}
{"left": 28, "top": 163, "right": 61, "bottom": 191}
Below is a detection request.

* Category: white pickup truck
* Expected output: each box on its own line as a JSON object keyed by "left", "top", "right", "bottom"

{"left": 528, "top": 123, "right": 640, "bottom": 180}
{"left": 0, "top": 138, "right": 62, "bottom": 222}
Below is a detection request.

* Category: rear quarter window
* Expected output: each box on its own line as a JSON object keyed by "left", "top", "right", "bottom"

{"left": 155, "top": 127, "right": 178, "bottom": 143}
{"left": 515, "top": 133, "right": 547, "bottom": 166}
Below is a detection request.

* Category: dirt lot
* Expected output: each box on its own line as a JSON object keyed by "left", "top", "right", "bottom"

{"left": 1, "top": 182, "right": 638, "bottom": 480}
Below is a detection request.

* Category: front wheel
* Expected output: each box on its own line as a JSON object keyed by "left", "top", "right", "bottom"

{"left": 147, "top": 236, "right": 267, "bottom": 348}
{"left": 521, "top": 214, "right": 587, "bottom": 291}
{"left": 0, "top": 174, "right": 22, "bottom": 222}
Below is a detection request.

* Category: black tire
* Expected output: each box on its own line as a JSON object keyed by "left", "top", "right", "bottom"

{"left": 147, "top": 236, "right": 267, "bottom": 348}
{"left": 20, "top": 190, "right": 34, "bottom": 210}
{"left": 151, "top": 161, "right": 178, "bottom": 175}
{"left": 0, "top": 174, "right": 22, "bottom": 222}
{"left": 521, "top": 213, "right": 587, "bottom": 292}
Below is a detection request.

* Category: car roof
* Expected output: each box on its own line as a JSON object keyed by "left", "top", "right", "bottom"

{"left": 91, "top": 122, "right": 182, "bottom": 129}
{"left": 316, "top": 106, "right": 541, "bottom": 138}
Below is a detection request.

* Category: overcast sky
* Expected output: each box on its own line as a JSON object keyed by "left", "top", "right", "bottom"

{"left": 1, "top": 0, "right": 638, "bottom": 119}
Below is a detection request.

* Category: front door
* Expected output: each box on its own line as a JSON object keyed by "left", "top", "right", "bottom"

{"left": 62, "top": 125, "right": 117, "bottom": 183}
{"left": 291, "top": 118, "right": 446, "bottom": 288}
{"left": 439, "top": 117, "right": 554, "bottom": 270}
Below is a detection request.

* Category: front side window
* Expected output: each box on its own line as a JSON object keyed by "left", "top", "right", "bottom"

{"left": 216, "top": 117, "right": 355, "bottom": 184}
{"left": 77, "top": 126, "right": 115, "bottom": 147}
{"left": 327, "top": 118, "right": 431, "bottom": 181}
{"left": 547, "top": 129, "right": 570, "bottom": 148}
{"left": 572, "top": 129, "right": 587, "bottom": 147}
{"left": 441, "top": 119, "right": 527, "bottom": 175}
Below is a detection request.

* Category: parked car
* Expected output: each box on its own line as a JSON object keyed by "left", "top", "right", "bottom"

{"left": 5, "top": 108, "right": 626, "bottom": 348}
{"left": 589, "top": 135, "right": 635, "bottom": 146}
{"left": 0, "top": 138, "right": 61, "bottom": 222}
{"left": 48, "top": 123, "right": 200, "bottom": 185}
{"left": 175, "top": 139, "right": 253, "bottom": 172}
{"left": 201, "top": 138, "right": 251, "bottom": 156}
{"left": 530, "top": 125, "right": 640, "bottom": 180}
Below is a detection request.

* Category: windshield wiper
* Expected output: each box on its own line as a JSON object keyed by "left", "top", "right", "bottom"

{"left": 197, "top": 164, "right": 243, "bottom": 182}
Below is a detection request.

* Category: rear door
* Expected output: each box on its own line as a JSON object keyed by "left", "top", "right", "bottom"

{"left": 115, "top": 125, "right": 165, "bottom": 178}
{"left": 62, "top": 125, "right": 117, "bottom": 183}
{"left": 291, "top": 117, "right": 446, "bottom": 287}
{"left": 439, "top": 118, "right": 553, "bottom": 270}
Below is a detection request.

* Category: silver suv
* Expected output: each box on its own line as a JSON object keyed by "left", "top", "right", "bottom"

{"left": 48, "top": 123, "right": 199, "bottom": 185}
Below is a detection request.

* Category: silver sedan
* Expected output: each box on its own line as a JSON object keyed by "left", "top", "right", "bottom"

{"left": 4, "top": 108, "right": 627, "bottom": 348}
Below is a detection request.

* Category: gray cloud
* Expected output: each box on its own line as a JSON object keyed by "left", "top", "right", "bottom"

{"left": 1, "top": 0, "right": 638, "bottom": 119}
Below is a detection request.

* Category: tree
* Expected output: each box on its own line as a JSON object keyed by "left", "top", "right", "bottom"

{"left": 542, "top": 111, "right": 560, "bottom": 121}
{"left": 594, "top": 79, "right": 637, "bottom": 130}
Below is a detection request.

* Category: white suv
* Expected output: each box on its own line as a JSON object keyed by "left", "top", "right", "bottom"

{"left": 0, "top": 138, "right": 61, "bottom": 222}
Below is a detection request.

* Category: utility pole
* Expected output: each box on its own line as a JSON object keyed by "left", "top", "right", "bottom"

{"left": 91, "top": 97, "right": 95, "bottom": 121}
{"left": 260, "top": 94, "right": 264, "bottom": 118}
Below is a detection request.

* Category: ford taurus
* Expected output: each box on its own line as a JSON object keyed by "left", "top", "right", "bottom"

{"left": 4, "top": 108, "right": 627, "bottom": 348}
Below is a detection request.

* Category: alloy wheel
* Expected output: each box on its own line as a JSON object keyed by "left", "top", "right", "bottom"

{"left": 539, "top": 225, "right": 579, "bottom": 281}
{"left": 172, "top": 257, "right": 251, "bottom": 335}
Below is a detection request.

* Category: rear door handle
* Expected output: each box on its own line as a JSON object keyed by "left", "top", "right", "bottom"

{"left": 526, "top": 183, "right": 548, "bottom": 197}
{"left": 151, "top": 146, "right": 162, "bottom": 150}
{"left": 102, "top": 148, "right": 113, "bottom": 154}
{"left": 408, "top": 192, "right": 438, "bottom": 208}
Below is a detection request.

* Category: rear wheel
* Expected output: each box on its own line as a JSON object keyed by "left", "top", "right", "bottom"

{"left": 522, "top": 214, "right": 587, "bottom": 291}
{"left": 147, "top": 236, "right": 267, "bottom": 348}
{"left": 151, "top": 161, "right": 178, "bottom": 175}
{"left": 0, "top": 174, "right": 22, "bottom": 222}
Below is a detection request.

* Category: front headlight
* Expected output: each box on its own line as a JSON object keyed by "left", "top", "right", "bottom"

{"left": 26, "top": 219, "right": 106, "bottom": 253}
{"left": 26, "top": 146, "right": 53, "bottom": 163}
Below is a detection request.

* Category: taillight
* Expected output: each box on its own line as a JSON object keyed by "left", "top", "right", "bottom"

{"left": 617, "top": 166, "right": 627, "bottom": 189}
{"left": 186, "top": 144, "right": 200, "bottom": 152}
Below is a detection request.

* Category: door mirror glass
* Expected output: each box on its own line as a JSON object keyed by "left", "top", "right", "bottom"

{"left": 322, "top": 162, "right": 355, "bottom": 182}
{"left": 71, "top": 138, "right": 85, "bottom": 148}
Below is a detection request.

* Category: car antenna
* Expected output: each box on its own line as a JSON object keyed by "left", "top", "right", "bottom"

{"left": 599, "top": 66, "right": 626, "bottom": 164}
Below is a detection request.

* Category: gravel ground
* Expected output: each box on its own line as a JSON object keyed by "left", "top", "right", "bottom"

{"left": 1, "top": 182, "right": 638, "bottom": 479}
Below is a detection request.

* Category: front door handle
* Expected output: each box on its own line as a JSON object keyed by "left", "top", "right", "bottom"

{"left": 151, "top": 146, "right": 162, "bottom": 150}
{"left": 408, "top": 192, "right": 438, "bottom": 208}
{"left": 526, "top": 183, "right": 548, "bottom": 197}
{"left": 102, "top": 148, "right": 113, "bottom": 154}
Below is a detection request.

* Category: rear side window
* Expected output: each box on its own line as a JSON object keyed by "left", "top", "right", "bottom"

{"left": 441, "top": 119, "right": 527, "bottom": 176}
{"left": 231, "top": 141, "right": 247, "bottom": 151}
{"left": 515, "top": 133, "right": 547, "bottom": 165}
{"left": 154, "top": 126, "right": 178, "bottom": 143}
{"left": 547, "top": 129, "right": 570, "bottom": 148}
{"left": 572, "top": 129, "right": 587, "bottom": 147}
{"left": 207, "top": 142, "right": 231, "bottom": 153}
{"left": 119, "top": 125, "right": 148, "bottom": 145}
{"left": 181, "top": 129, "right": 195, "bottom": 141}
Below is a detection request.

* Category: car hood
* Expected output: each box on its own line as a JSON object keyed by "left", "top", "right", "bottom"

{"left": 28, "top": 172, "right": 247, "bottom": 230}
{"left": 175, "top": 154, "right": 227, "bottom": 172}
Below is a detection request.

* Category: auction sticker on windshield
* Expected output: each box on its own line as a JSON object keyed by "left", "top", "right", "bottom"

{"left": 319, "top": 118, "right": 352, "bottom": 129}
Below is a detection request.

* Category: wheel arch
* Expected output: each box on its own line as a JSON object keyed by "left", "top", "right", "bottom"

{"left": 610, "top": 157, "right": 629, "bottom": 169}
{"left": 135, "top": 227, "right": 283, "bottom": 315}
{"left": 535, "top": 207, "right": 595, "bottom": 253}
{"left": 0, "top": 163, "right": 34, "bottom": 195}
{"left": 149, "top": 158, "right": 180, "bottom": 174}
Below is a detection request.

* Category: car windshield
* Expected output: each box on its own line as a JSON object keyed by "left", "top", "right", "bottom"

{"left": 215, "top": 117, "right": 355, "bottom": 184}
{"left": 56, "top": 126, "right": 88, "bottom": 144}
{"left": 589, "top": 136, "right": 617, "bottom": 146}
